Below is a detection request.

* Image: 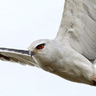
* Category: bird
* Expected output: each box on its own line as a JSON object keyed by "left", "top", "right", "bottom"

{"left": 0, "top": 0, "right": 96, "bottom": 86}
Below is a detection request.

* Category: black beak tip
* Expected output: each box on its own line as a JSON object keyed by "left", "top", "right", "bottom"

{"left": 31, "top": 51, "right": 35, "bottom": 57}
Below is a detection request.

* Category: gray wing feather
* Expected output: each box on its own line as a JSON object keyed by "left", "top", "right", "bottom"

{"left": 0, "top": 47, "right": 36, "bottom": 66}
{"left": 56, "top": 0, "right": 96, "bottom": 60}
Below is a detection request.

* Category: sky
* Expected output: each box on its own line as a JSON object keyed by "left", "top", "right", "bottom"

{"left": 0, "top": 0, "right": 96, "bottom": 96}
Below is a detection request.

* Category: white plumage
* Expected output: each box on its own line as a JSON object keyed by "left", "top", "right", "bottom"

{"left": 0, "top": 0, "right": 96, "bottom": 86}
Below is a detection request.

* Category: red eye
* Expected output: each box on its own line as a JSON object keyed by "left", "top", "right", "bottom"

{"left": 36, "top": 43, "right": 45, "bottom": 50}
{"left": 39, "top": 46, "right": 44, "bottom": 49}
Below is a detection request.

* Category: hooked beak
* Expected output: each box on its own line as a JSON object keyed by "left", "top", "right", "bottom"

{"left": 31, "top": 51, "right": 35, "bottom": 57}
{"left": 29, "top": 51, "right": 35, "bottom": 57}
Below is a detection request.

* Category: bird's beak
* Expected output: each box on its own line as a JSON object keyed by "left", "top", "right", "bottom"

{"left": 29, "top": 51, "right": 35, "bottom": 57}
{"left": 31, "top": 51, "right": 35, "bottom": 57}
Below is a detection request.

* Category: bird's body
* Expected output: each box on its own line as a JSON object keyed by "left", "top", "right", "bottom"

{"left": 0, "top": 0, "right": 96, "bottom": 86}
{"left": 28, "top": 39, "right": 96, "bottom": 86}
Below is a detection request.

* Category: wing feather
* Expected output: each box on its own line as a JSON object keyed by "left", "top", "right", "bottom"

{"left": 56, "top": 0, "right": 96, "bottom": 60}
{"left": 0, "top": 48, "right": 36, "bottom": 66}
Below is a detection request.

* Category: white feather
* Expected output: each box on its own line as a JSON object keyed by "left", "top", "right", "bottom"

{"left": 0, "top": 0, "right": 96, "bottom": 86}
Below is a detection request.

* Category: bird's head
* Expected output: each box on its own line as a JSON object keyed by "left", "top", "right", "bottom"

{"left": 28, "top": 39, "right": 50, "bottom": 52}
{"left": 28, "top": 39, "right": 61, "bottom": 70}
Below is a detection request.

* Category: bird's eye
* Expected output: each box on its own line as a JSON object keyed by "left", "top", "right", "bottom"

{"left": 36, "top": 43, "right": 45, "bottom": 50}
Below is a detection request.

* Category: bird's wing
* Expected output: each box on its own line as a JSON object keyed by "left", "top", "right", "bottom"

{"left": 0, "top": 47, "right": 37, "bottom": 66}
{"left": 55, "top": 0, "right": 96, "bottom": 60}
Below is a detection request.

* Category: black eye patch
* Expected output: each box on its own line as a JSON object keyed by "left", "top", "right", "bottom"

{"left": 36, "top": 43, "right": 45, "bottom": 50}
